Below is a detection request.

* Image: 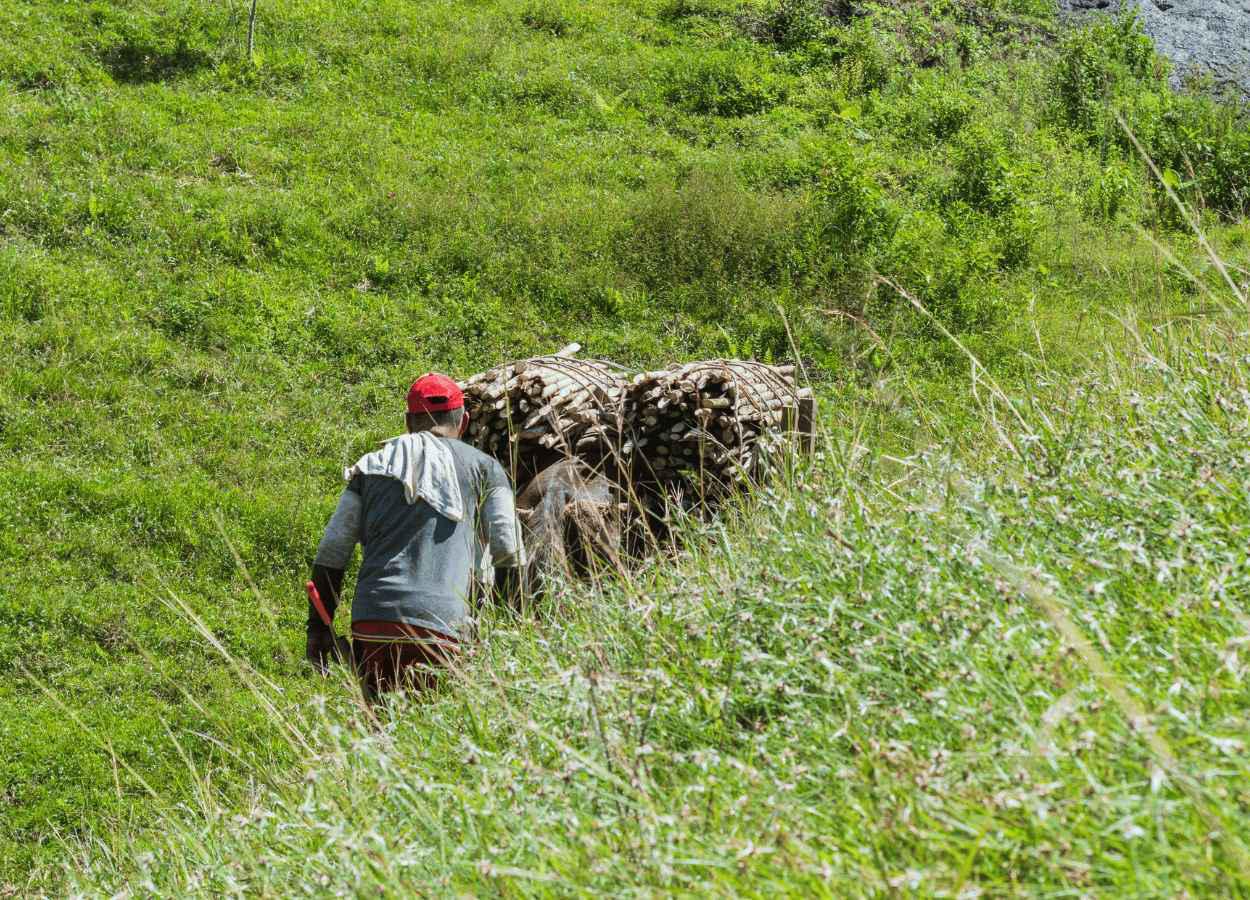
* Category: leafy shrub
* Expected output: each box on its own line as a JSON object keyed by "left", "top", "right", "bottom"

{"left": 993, "top": 201, "right": 1040, "bottom": 270}
{"left": 949, "top": 122, "right": 1027, "bottom": 214}
{"left": 620, "top": 169, "right": 801, "bottom": 299}
{"left": 665, "top": 52, "right": 785, "bottom": 117}
{"left": 1051, "top": 14, "right": 1249, "bottom": 221}
{"left": 1051, "top": 13, "right": 1157, "bottom": 137}
{"left": 743, "top": 0, "right": 826, "bottom": 51}
{"left": 1084, "top": 160, "right": 1142, "bottom": 221}
{"left": 1206, "top": 126, "right": 1250, "bottom": 217}
{"left": 739, "top": 137, "right": 833, "bottom": 189}
{"left": 795, "top": 122, "right": 1040, "bottom": 339}
{"left": 657, "top": 0, "right": 733, "bottom": 23}
{"left": 1124, "top": 92, "right": 1250, "bottom": 220}
{"left": 995, "top": 0, "right": 1055, "bottom": 16}
{"left": 826, "top": 18, "right": 900, "bottom": 96}
{"left": 521, "top": 2, "right": 573, "bottom": 37}
{"left": 893, "top": 76, "right": 975, "bottom": 144}
{"left": 881, "top": 208, "right": 1008, "bottom": 334}
{"left": 803, "top": 146, "right": 899, "bottom": 278}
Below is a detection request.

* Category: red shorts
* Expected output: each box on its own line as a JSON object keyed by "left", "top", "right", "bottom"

{"left": 351, "top": 620, "right": 460, "bottom": 695}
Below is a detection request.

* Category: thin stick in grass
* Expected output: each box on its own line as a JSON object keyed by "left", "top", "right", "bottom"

{"left": 247, "top": 0, "right": 259, "bottom": 62}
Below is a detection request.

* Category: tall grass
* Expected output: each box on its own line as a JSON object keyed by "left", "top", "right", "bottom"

{"left": 58, "top": 292, "right": 1250, "bottom": 893}
{"left": 64, "top": 139, "right": 1250, "bottom": 891}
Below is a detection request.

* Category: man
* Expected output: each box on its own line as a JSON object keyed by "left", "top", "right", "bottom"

{"left": 306, "top": 373, "right": 525, "bottom": 697}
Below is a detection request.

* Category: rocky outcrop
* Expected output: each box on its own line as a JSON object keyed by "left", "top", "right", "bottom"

{"left": 1057, "top": 0, "right": 1250, "bottom": 98}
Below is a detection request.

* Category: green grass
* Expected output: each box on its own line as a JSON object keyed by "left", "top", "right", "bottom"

{"left": 69, "top": 311, "right": 1250, "bottom": 894}
{"left": 2, "top": 0, "right": 1249, "bottom": 889}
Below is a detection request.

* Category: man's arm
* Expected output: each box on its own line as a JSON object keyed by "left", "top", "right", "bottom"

{"left": 309, "top": 564, "right": 345, "bottom": 627}
{"left": 307, "top": 483, "right": 362, "bottom": 670}
{"left": 480, "top": 461, "right": 527, "bottom": 610}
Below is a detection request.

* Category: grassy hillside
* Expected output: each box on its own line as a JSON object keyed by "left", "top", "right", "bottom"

{"left": 1, "top": 0, "right": 1248, "bottom": 888}
{"left": 71, "top": 313, "right": 1250, "bottom": 894}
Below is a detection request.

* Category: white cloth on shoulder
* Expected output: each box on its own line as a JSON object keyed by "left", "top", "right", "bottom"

{"left": 344, "top": 432, "right": 464, "bottom": 522}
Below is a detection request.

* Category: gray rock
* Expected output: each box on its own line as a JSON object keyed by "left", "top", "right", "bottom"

{"left": 1057, "top": 0, "right": 1250, "bottom": 98}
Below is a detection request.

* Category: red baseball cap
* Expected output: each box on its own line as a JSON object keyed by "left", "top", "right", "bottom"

{"left": 406, "top": 373, "right": 464, "bottom": 414}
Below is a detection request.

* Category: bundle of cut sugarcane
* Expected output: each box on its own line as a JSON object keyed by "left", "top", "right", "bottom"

{"left": 460, "top": 349, "right": 629, "bottom": 480}
{"left": 623, "top": 360, "right": 813, "bottom": 487}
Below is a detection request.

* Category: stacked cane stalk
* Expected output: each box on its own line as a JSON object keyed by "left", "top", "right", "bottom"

{"left": 623, "top": 360, "right": 812, "bottom": 489}
{"left": 459, "top": 350, "right": 813, "bottom": 507}
{"left": 460, "top": 354, "right": 629, "bottom": 482}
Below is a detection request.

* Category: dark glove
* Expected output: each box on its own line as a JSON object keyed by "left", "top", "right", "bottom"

{"left": 493, "top": 565, "right": 529, "bottom": 613}
{"left": 305, "top": 623, "right": 351, "bottom": 673}
{"left": 308, "top": 564, "right": 345, "bottom": 630}
{"left": 306, "top": 624, "right": 336, "bottom": 674}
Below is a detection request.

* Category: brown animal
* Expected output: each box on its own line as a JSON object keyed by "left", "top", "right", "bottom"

{"left": 515, "top": 459, "right": 623, "bottom": 588}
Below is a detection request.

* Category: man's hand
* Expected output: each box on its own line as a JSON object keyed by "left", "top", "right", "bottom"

{"left": 493, "top": 564, "right": 529, "bottom": 613}
{"left": 305, "top": 564, "right": 351, "bottom": 674}
{"left": 305, "top": 624, "right": 338, "bottom": 674}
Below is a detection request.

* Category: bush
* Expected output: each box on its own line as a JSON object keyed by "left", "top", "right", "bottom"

{"left": 1123, "top": 92, "right": 1250, "bottom": 220}
{"left": 1207, "top": 126, "right": 1250, "bottom": 217}
{"left": 804, "top": 146, "right": 899, "bottom": 278}
{"left": 949, "top": 123, "right": 1017, "bottom": 214}
{"left": 665, "top": 51, "right": 785, "bottom": 117}
{"left": 1051, "top": 13, "right": 1157, "bottom": 137}
{"left": 1084, "top": 160, "right": 1142, "bottom": 221}
{"left": 895, "top": 78, "right": 976, "bottom": 144}
{"left": 1050, "top": 14, "right": 1249, "bottom": 221}
{"left": 620, "top": 169, "right": 801, "bottom": 299}
{"left": 827, "top": 18, "right": 900, "bottom": 96}
{"left": 881, "top": 208, "right": 1009, "bottom": 334}
{"left": 744, "top": 0, "right": 826, "bottom": 51}
{"left": 657, "top": 0, "right": 734, "bottom": 23}
{"left": 521, "top": 1, "right": 573, "bottom": 36}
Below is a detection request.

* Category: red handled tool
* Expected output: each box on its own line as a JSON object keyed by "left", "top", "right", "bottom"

{"left": 305, "top": 580, "right": 334, "bottom": 628}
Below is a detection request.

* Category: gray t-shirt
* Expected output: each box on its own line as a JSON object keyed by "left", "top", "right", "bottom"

{"left": 314, "top": 438, "right": 523, "bottom": 638}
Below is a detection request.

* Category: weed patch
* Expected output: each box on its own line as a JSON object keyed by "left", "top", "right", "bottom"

{"left": 664, "top": 51, "right": 786, "bottom": 117}
{"left": 521, "top": 1, "right": 574, "bottom": 37}
{"left": 622, "top": 168, "right": 801, "bottom": 295}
